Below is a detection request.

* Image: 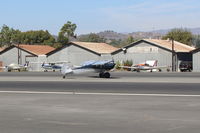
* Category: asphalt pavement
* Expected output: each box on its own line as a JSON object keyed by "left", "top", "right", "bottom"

{"left": 0, "top": 71, "right": 200, "bottom": 133}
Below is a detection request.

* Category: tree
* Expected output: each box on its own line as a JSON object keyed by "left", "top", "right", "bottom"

{"left": 108, "top": 36, "right": 136, "bottom": 48}
{"left": 109, "top": 39, "right": 123, "bottom": 47}
{"left": 56, "top": 21, "right": 77, "bottom": 47}
{"left": 0, "top": 25, "right": 56, "bottom": 47}
{"left": 0, "top": 25, "right": 21, "bottom": 46}
{"left": 126, "top": 36, "right": 135, "bottom": 44}
{"left": 192, "top": 35, "right": 200, "bottom": 48}
{"left": 78, "top": 33, "right": 105, "bottom": 43}
{"left": 57, "top": 32, "right": 68, "bottom": 45}
{"left": 60, "top": 21, "right": 77, "bottom": 39}
{"left": 19, "top": 30, "right": 55, "bottom": 45}
{"left": 162, "top": 28, "right": 193, "bottom": 46}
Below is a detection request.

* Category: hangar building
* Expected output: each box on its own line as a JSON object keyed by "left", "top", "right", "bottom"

{"left": 0, "top": 45, "right": 55, "bottom": 71}
{"left": 192, "top": 48, "right": 200, "bottom": 72}
{"left": 47, "top": 42, "right": 118, "bottom": 66}
{"left": 112, "top": 39, "right": 195, "bottom": 71}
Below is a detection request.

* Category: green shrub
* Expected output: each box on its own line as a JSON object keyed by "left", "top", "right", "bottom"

{"left": 122, "top": 60, "right": 133, "bottom": 71}
{"left": 115, "top": 61, "right": 122, "bottom": 70}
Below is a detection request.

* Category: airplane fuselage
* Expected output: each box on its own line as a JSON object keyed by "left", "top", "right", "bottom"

{"left": 42, "top": 64, "right": 62, "bottom": 71}
{"left": 62, "top": 60, "right": 115, "bottom": 78}
{"left": 71, "top": 61, "right": 115, "bottom": 74}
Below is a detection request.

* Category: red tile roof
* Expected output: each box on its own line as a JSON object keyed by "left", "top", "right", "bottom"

{"left": 144, "top": 39, "right": 195, "bottom": 52}
{"left": 18, "top": 44, "right": 55, "bottom": 55}
{"left": 71, "top": 42, "right": 119, "bottom": 54}
{"left": 0, "top": 47, "right": 4, "bottom": 52}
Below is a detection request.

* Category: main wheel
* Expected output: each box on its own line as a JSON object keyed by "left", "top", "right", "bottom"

{"left": 63, "top": 75, "right": 66, "bottom": 79}
{"left": 104, "top": 72, "right": 110, "bottom": 78}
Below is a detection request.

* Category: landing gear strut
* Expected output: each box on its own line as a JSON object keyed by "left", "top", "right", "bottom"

{"left": 99, "top": 72, "right": 104, "bottom": 78}
{"left": 99, "top": 72, "right": 111, "bottom": 78}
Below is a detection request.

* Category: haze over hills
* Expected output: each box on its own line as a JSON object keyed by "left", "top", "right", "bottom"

{"left": 78, "top": 27, "right": 200, "bottom": 41}
{"left": 151, "top": 27, "right": 200, "bottom": 35}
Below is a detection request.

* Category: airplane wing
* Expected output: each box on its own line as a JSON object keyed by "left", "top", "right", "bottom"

{"left": 150, "top": 66, "right": 171, "bottom": 69}
{"left": 54, "top": 61, "right": 70, "bottom": 64}
{"left": 29, "top": 61, "right": 69, "bottom": 64}
{"left": 119, "top": 66, "right": 139, "bottom": 69}
{"left": 81, "top": 60, "right": 97, "bottom": 66}
{"left": 120, "top": 65, "right": 170, "bottom": 69}
{"left": 119, "top": 65, "right": 171, "bottom": 72}
{"left": 92, "top": 60, "right": 113, "bottom": 65}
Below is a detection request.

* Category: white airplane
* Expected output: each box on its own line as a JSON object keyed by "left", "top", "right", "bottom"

{"left": 120, "top": 60, "right": 170, "bottom": 72}
{"left": 29, "top": 61, "right": 68, "bottom": 72}
{"left": 61, "top": 60, "right": 116, "bottom": 79}
{"left": 0, "top": 62, "right": 29, "bottom": 72}
{"left": 41, "top": 62, "right": 63, "bottom": 72}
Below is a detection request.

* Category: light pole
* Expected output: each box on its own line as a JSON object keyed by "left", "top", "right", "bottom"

{"left": 171, "top": 38, "right": 175, "bottom": 72}
{"left": 18, "top": 43, "right": 20, "bottom": 65}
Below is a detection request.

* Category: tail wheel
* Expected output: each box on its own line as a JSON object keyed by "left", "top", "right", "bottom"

{"left": 104, "top": 72, "right": 110, "bottom": 78}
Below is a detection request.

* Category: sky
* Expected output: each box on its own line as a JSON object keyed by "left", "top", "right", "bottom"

{"left": 0, "top": 0, "right": 200, "bottom": 35}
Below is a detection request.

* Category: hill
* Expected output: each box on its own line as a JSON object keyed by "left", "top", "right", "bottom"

{"left": 78, "top": 27, "right": 200, "bottom": 41}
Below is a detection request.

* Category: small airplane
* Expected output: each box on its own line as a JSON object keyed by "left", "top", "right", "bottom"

{"left": 61, "top": 60, "right": 116, "bottom": 79}
{"left": 41, "top": 62, "right": 63, "bottom": 72}
{"left": 120, "top": 60, "right": 170, "bottom": 72}
{"left": 0, "top": 62, "right": 29, "bottom": 72}
{"left": 29, "top": 61, "right": 68, "bottom": 72}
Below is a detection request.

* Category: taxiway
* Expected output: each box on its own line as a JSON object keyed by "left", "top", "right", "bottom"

{"left": 0, "top": 72, "right": 200, "bottom": 133}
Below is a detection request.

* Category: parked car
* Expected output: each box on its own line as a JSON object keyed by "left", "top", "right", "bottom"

{"left": 179, "top": 61, "right": 192, "bottom": 72}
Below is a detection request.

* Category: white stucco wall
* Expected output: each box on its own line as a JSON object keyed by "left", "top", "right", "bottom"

{"left": 47, "top": 45, "right": 103, "bottom": 66}
{"left": 0, "top": 47, "right": 35, "bottom": 66}
{"left": 112, "top": 41, "right": 172, "bottom": 67}
{"left": 193, "top": 52, "right": 200, "bottom": 72}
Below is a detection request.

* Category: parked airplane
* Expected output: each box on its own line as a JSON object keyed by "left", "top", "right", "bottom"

{"left": 29, "top": 61, "right": 68, "bottom": 72}
{"left": 0, "top": 62, "right": 29, "bottom": 72}
{"left": 120, "top": 60, "right": 170, "bottom": 72}
{"left": 61, "top": 60, "right": 115, "bottom": 79}
{"left": 41, "top": 62, "right": 62, "bottom": 72}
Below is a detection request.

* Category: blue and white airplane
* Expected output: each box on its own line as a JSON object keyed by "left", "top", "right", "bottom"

{"left": 42, "top": 62, "right": 63, "bottom": 72}
{"left": 61, "top": 60, "right": 116, "bottom": 79}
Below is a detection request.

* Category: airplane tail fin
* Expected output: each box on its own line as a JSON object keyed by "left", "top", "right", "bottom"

{"left": 61, "top": 63, "right": 73, "bottom": 75}
{"left": 153, "top": 60, "right": 158, "bottom": 67}
{"left": 145, "top": 60, "right": 157, "bottom": 67}
{"left": 24, "top": 61, "right": 29, "bottom": 67}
